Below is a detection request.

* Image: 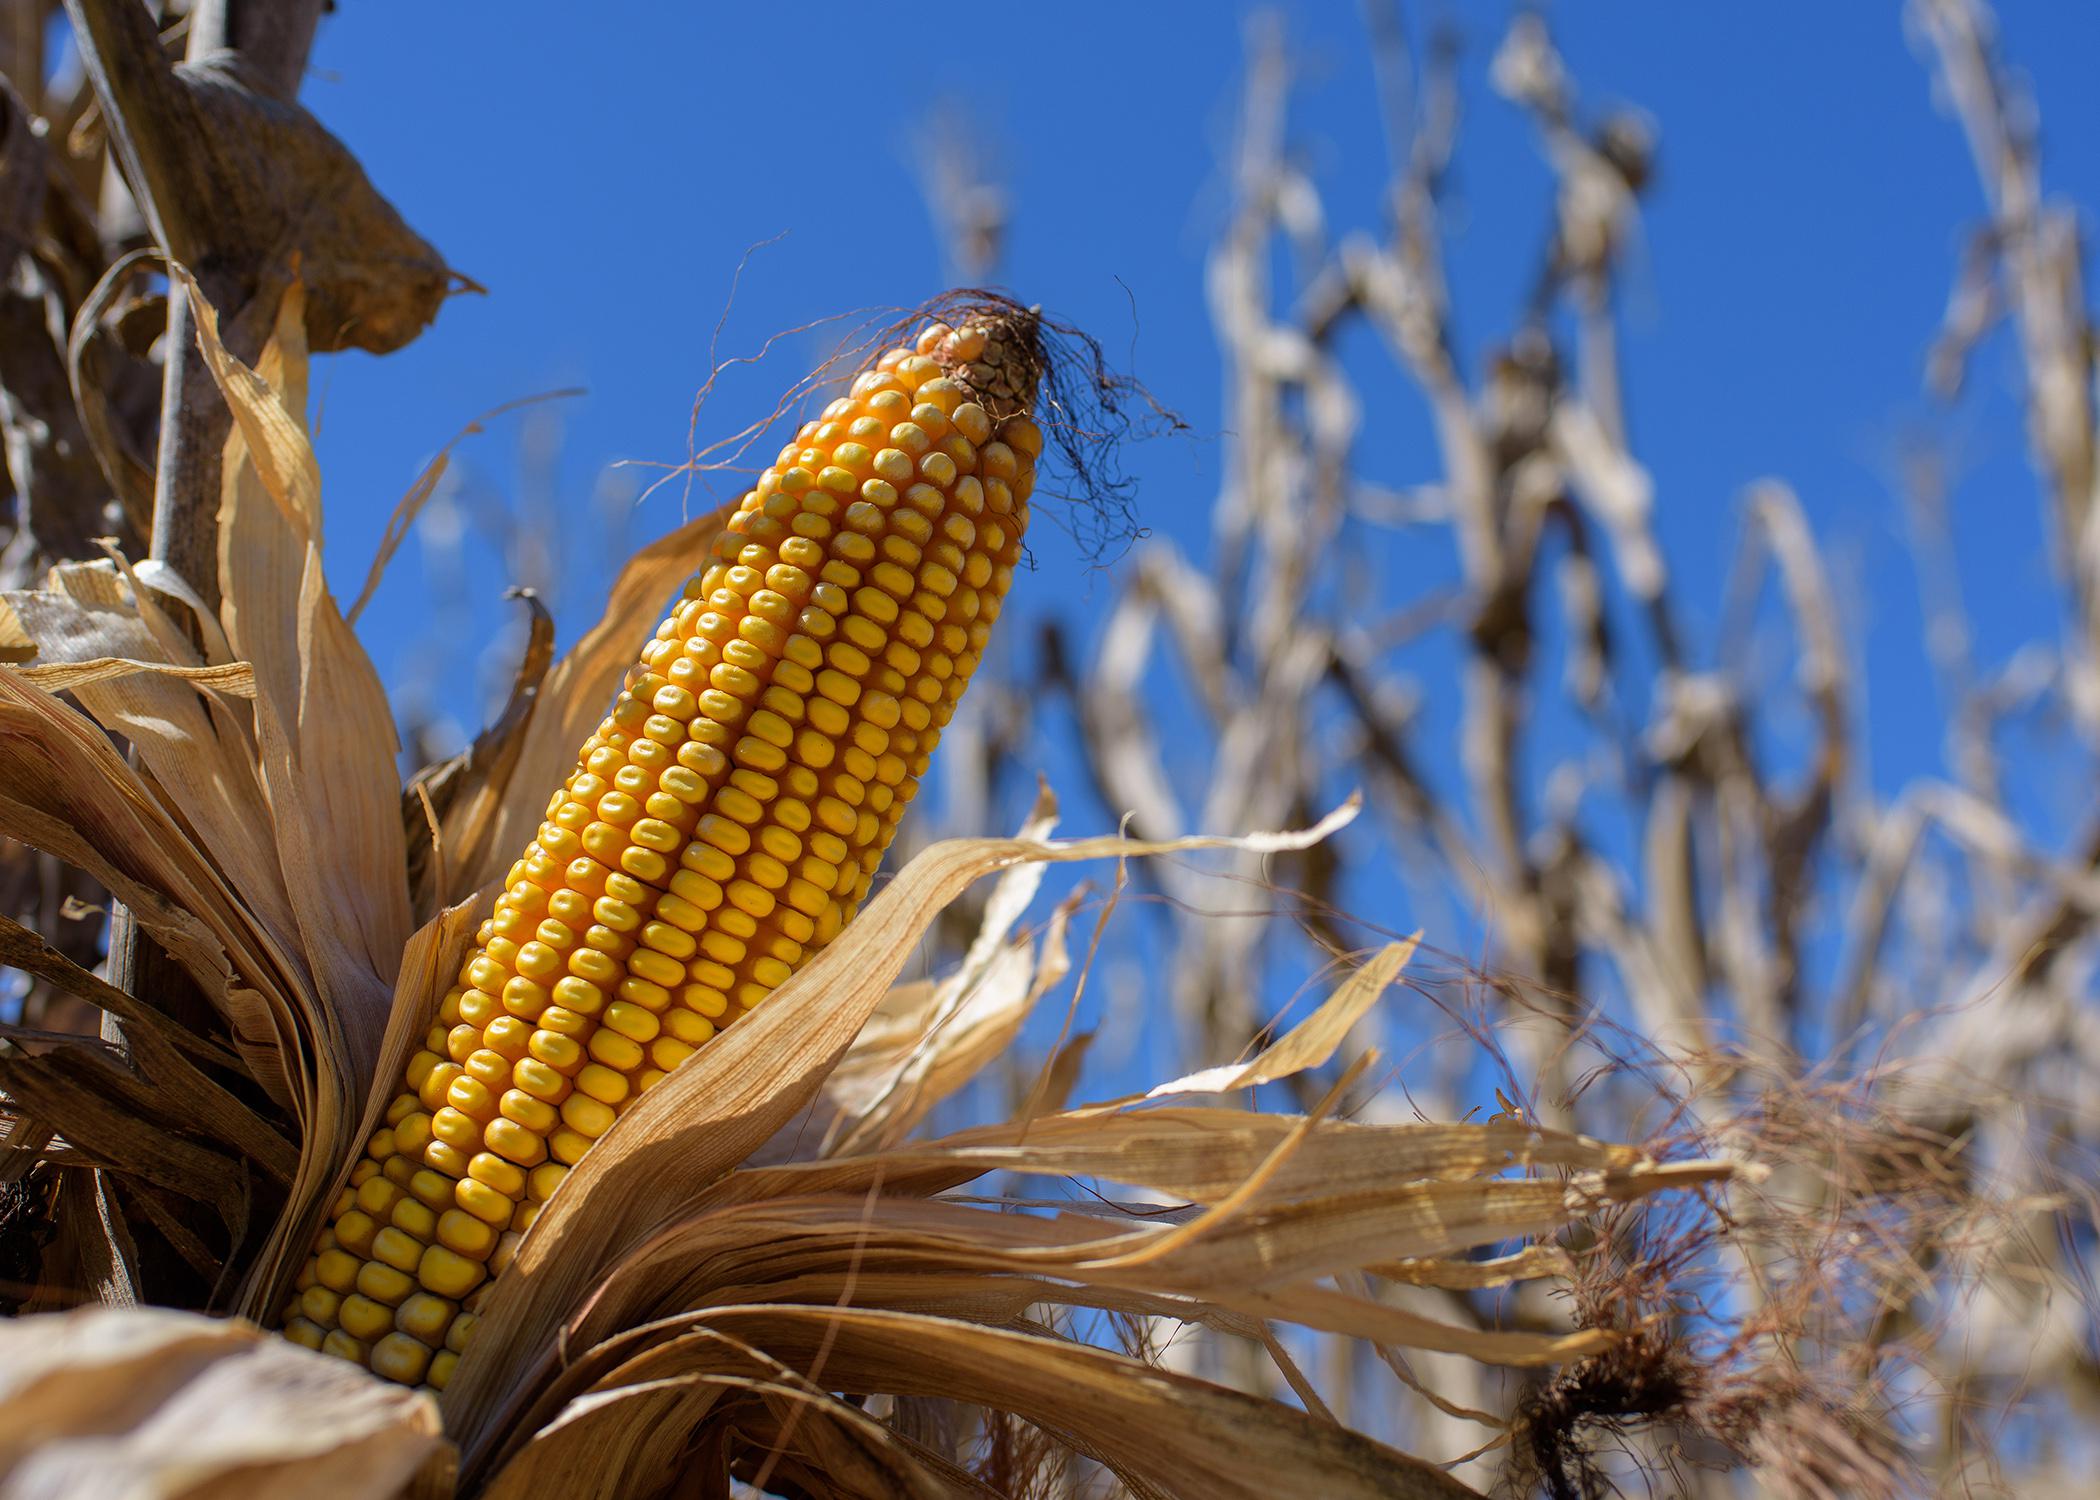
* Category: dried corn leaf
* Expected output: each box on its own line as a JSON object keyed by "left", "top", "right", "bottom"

{"left": 836, "top": 920, "right": 1049, "bottom": 1152}
{"left": 492, "top": 1106, "right": 1732, "bottom": 1477}
{"left": 0, "top": 912, "right": 237, "bottom": 1074}
{"left": 484, "top": 1372, "right": 968, "bottom": 1500}
{"left": 201, "top": 278, "right": 410, "bottom": 1083}
{"left": 347, "top": 391, "right": 583, "bottom": 627}
{"left": 544, "top": 1190, "right": 1616, "bottom": 1371}
{"left": 1373, "top": 1244, "right": 1577, "bottom": 1288}
{"left": 0, "top": 1037, "right": 248, "bottom": 1219}
{"left": 0, "top": 913, "right": 290, "bottom": 1192}
{"left": 40, "top": 564, "right": 302, "bottom": 1009}
{"left": 182, "top": 275, "right": 321, "bottom": 536}
{"left": 128, "top": 559, "right": 239, "bottom": 667}
{"left": 589, "top": 1307, "right": 1483, "bottom": 1500}
{"left": 0, "top": 670, "right": 291, "bottom": 1063}
{"left": 405, "top": 593, "right": 555, "bottom": 918}
{"left": 731, "top": 1234, "right": 1573, "bottom": 1382}
{"left": 0, "top": 568, "right": 160, "bottom": 667}
{"left": 1135, "top": 936, "right": 1417, "bottom": 1103}
{"left": 12, "top": 658, "right": 256, "bottom": 696}
{"left": 18, "top": 561, "right": 306, "bottom": 1123}
{"left": 1048, "top": 1162, "right": 1736, "bottom": 1291}
{"left": 0, "top": 596, "right": 33, "bottom": 663}
{"left": 22, "top": 1169, "right": 138, "bottom": 1313}
{"left": 739, "top": 1110, "right": 1647, "bottom": 1210}
{"left": 0, "top": 1306, "right": 442, "bottom": 1500}
{"left": 477, "top": 1379, "right": 732, "bottom": 1500}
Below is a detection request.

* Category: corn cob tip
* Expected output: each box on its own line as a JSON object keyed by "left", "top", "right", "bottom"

{"left": 901, "top": 292, "right": 1165, "bottom": 568}
{"left": 918, "top": 304, "right": 1042, "bottom": 421}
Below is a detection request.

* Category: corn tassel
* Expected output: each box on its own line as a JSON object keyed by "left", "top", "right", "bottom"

{"left": 282, "top": 309, "right": 1041, "bottom": 1387}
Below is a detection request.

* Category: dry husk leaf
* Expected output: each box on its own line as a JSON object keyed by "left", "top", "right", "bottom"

{"left": 0, "top": 1305, "right": 443, "bottom": 1499}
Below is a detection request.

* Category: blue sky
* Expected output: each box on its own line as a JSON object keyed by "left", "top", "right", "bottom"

{"left": 279, "top": 4, "right": 2100, "bottom": 1047}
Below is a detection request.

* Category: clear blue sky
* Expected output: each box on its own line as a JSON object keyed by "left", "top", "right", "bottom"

{"left": 279, "top": 4, "right": 2100, "bottom": 1044}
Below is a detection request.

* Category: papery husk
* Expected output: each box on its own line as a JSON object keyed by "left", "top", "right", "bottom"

{"left": 491, "top": 1307, "right": 1486, "bottom": 1500}
{"left": 0, "top": 1305, "right": 444, "bottom": 1499}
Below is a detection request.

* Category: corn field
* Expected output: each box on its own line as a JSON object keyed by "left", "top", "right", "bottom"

{"left": 1, "top": 2, "right": 2096, "bottom": 1497}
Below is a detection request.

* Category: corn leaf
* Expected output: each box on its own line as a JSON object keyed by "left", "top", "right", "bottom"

{"left": 12, "top": 658, "right": 256, "bottom": 697}
{"left": 583, "top": 1307, "right": 1484, "bottom": 1500}
{"left": 0, "top": 1307, "right": 443, "bottom": 1499}
{"left": 200, "top": 278, "right": 410, "bottom": 1088}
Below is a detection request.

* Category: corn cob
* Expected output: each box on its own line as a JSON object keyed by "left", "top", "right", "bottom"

{"left": 282, "top": 309, "right": 1040, "bottom": 1388}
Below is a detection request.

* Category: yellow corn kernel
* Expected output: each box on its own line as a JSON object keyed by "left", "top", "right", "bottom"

{"left": 484, "top": 1116, "right": 548, "bottom": 1167}
{"left": 338, "top": 1294, "right": 395, "bottom": 1343}
{"left": 314, "top": 1248, "right": 360, "bottom": 1293}
{"left": 394, "top": 1112, "right": 435, "bottom": 1156}
{"left": 333, "top": 1211, "right": 379, "bottom": 1258}
{"left": 370, "top": 1332, "right": 433, "bottom": 1386}
{"left": 436, "top": 1206, "right": 499, "bottom": 1260}
{"left": 549, "top": 1126, "right": 595, "bottom": 1165}
{"left": 430, "top": 1107, "right": 480, "bottom": 1150}
{"left": 497, "top": 1088, "right": 558, "bottom": 1135}
{"left": 299, "top": 1285, "right": 343, "bottom": 1328}
{"left": 417, "top": 1061, "right": 464, "bottom": 1113}
{"left": 409, "top": 1169, "right": 456, "bottom": 1211}
{"left": 390, "top": 1198, "right": 438, "bottom": 1241}
{"left": 422, "top": 1140, "right": 471, "bottom": 1178}
{"left": 321, "top": 1330, "right": 367, "bottom": 1364}
{"left": 573, "top": 1064, "right": 629, "bottom": 1107}
{"left": 370, "top": 1227, "right": 424, "bottom": 1276}
{"left": 455, "top": 1179, "right": 514, "bottom": 1227}
{"left": 394, "top": 1292, "right": 456, "bottom": 1346}
{"left": 355, "top": 1177, "right": 403, "bottom": 1218}
{"left": 284, "top": 1317, "right": 326, "bottom": 1350}
{"left": 490, "top": 1231, "right": 524, "bottom": 1276}
{"left": 467, "top": 1151, "right": 528, "bottom": 1198}
{"left": 404, "top": 1050, "right": 441, "bottom": 1090}
{"left": 526, "top": 1162, "right": 568, "bottom": 1202}
{"left": 418, "top": 1244, "right": 488, "bottom": 1299}
{"left": 583, "top": 1028, "right": 642, "bottom": 1071}
{"left": 355, "top": 1261, "right": 417, "bottom": 1307}
{"left": 650, "top": 1036, "right": 696, "bottom": 1070}
{"left": 561, "top": 1093, "right": 616, "bottom": 1137}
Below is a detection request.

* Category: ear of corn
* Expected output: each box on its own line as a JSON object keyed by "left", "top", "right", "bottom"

{"left": 283, "top": 311, "right": 1041, "bottom": 1386}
